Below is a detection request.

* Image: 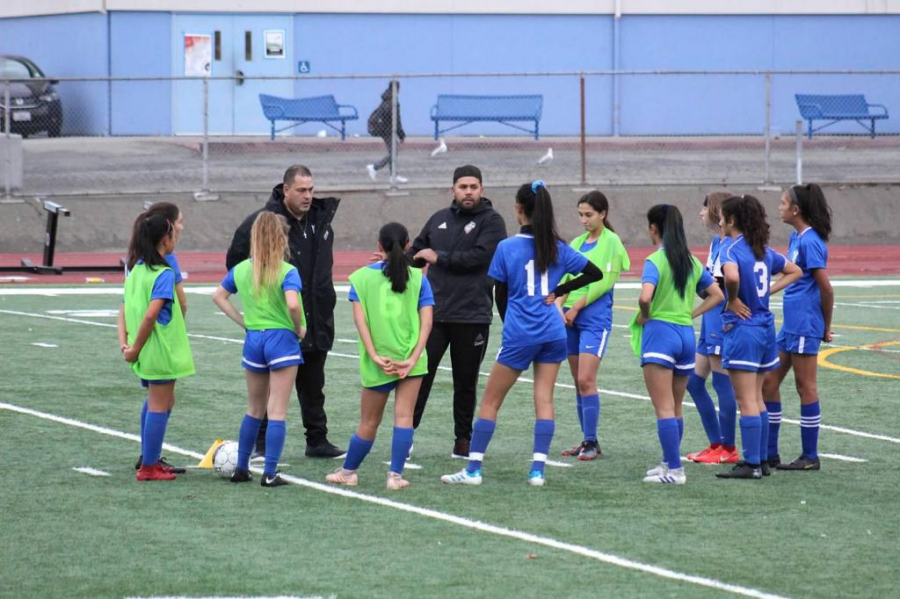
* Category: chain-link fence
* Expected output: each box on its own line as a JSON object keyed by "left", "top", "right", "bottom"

{"left": 2, "top": 70, "right": 898, "bottom": 198}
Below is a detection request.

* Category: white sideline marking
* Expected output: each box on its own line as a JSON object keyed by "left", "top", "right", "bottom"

{"left": 382, "top": 461, "right": 423, "bottom": 470}
{"left": 539, "top": 459, "right": 573, "bottom": 468}
{"left": 1, "top": 401, "right": 787, "bottom": 599}
{"left": 835, "top": 302, "right": 900, "bottom": 311}
{"left": 31, "top": 342, "right": 58, "bottom": 348}
{"left": 818, "top": 453, "right": 868, "bottom": 463}
{"left": 1, "top": 308, "right": 897, "bottom": 447}
{"left": 72, "top": 467, "right": 110, "bottom": 477}
{"left": 47, "top": 309, "right": 118, "bottom": 317}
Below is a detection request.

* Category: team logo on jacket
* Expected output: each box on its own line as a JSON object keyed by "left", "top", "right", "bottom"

{"left": 464, "top": 221, "right": 476, "bottom": 234}
{"left": 438, "top": 222, "right": 448, "bottom": 229}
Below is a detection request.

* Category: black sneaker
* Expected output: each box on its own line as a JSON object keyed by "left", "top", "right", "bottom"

{"left": 767, "top": 454, "right": 782, "bottom": 468}
{"left": 134, "top": 455, "right": 143, "bottom": 470}
{"left": 159, "top": 457, "right": 186, "bottom": 474}
{"left": 230, "top": 468, "right": 252, "bottom": 483}
{"left": 451, "top": 439, "right": 470, "bottom": 459}
{"left": 261, "top": 471, "right": 289, "bottom": 487}
{"left": 305, "top": 441, "right": 347, "bottom": 459}
{"left": 776, "top": 456, "right": 821, "bottom": 471}
{"left": 716, "top": 463, "right": 762, "bottom": 479}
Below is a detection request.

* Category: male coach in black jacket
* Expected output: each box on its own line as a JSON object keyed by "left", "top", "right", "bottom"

{"left": 409, "top": 165, "right": 507, "bottom": 458}
{"left": 225, "top": 165, "right": 345, "bottom": 458}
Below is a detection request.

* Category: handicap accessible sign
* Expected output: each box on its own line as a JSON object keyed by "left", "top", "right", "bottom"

{"left": 298, "top": 61, "right": 311, "bottom": 73}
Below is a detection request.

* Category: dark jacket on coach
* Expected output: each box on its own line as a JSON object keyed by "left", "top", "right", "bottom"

{"left": 409, "top": 198, "right": 507, "bottom": 324}
{"left": 225, "top": 185, "right": 339, "bottom": 352}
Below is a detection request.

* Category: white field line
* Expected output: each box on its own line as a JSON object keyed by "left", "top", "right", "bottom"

{"left": 31, "top": 342, "right": 58, "bottom": 348}
{"left": 0, "top": 400, "right": 788, "bottom": 599}
{"left": 72, "top": 467, "right": 111, "bottom": 477}
{"left": 835, "top": 302, "right": 900, "bottom": 311}
{"left": 2, "top": 308, "right": 895, "bottom": 451}
{"left": 818, "top": 453, "right": 868, "bottom": 463}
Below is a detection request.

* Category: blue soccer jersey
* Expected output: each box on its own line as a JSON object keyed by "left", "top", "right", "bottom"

{"left": 489, "top": 234, "right": 588, "bottom": 347}
{"left": 721, "top": 235, "right": 786, "bottom": 328}
{"left": 782, "top": 227, "right": 828, "bottom": 337}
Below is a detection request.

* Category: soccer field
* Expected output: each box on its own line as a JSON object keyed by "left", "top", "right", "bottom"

{"left": 1, "top": 281, "right": 898, "bottom": 599}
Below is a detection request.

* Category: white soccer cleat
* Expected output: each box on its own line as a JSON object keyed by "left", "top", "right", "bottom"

{"left": 366, "top": 164, "right": 377, "bottom": 182}
{"left": 391, "top": 175, "right": 409, "bottom": 184}
{"left": 646, "top": 462, "right": 668, "bottom": 477}
{"left": 642, "top": 467, "right": 686, "bottom": 485}
{"left": 527, "top": 470, "right": 546, "bottom": 487}
{"left": 441, "top": 468, "right": 482, "bottom": 485}
{"left": 537, "top": 147, "right": 554, "bottom": 165}
{"left": 431, "top": 137, "right": 448, "bottom": 157}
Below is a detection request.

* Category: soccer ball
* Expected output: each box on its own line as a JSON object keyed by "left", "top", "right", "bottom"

{"left": 213, "top": 441, "right": 240, "bottom": 478}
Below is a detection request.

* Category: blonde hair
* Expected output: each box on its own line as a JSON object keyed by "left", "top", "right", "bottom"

{"left": 250, "top": 212, "right": 290, "bottom": 297}
{"left": 705, "top": 190, "right": 731, "bottom": 226}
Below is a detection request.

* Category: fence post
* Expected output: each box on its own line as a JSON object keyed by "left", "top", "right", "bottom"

{"left": 194, "top": 77, "right": 217, "bottom": 201}
{"left": 389, "top": 77, "right": 399, "bottom": 189}
{"left": 3, "top": 82, "right": 10, "bottom": 198}
{"left": 580, "top": 72, "right": 587, "bottom": 185}
{"left": 795, "top": 119, "right": 803, "bottom": 185}
{"left": 764, "top": 70, "right": 772, "bottom": 185}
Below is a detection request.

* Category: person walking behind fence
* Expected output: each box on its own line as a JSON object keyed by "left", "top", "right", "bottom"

{"left": 367, "top": 82, "right": 407, "bottom": 184}
{"left": 408, "top": 165, "right": 507, "bottom": 459}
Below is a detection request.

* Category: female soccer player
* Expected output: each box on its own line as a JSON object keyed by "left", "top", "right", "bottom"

{"left": 118, "top": 209, "right": 195, "bottom": 482}
{"left": 325, "top": 222, "right": 433, "bottom": 490}
{"left": 213, "top": 212, "right": 306, "bottom": 488}
{"left": 763, "top": 184, "right": 834, "bottom": 471}
{"left": 556, "top": 191, "right": 630, "bottom": 460}
{"left": 717, "top": 195, "right": 801, "bottom": 480}
{"left": 126, "top": 202, "right": 189, "bottom": 473}
{"left": 685, "top": 191, "right": 740, "bottom": 465}
{"left": 637, "top": 204, "right": 724, "bottom": 485}
{"left": 442, "top": 180, "right": 603, "bottom": 487}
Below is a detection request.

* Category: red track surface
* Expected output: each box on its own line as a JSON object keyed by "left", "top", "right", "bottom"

{"left": 1, "top": 246, "right": 898, "bottom": 284}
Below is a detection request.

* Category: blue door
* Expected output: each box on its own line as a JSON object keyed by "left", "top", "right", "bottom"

{"left": 173, "top": 14, "right": 293, "bottom": 135}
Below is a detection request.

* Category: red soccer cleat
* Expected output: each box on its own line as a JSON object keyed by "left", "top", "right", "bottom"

{"left": 687, "top": 445, "right": 723, "bottom": 464}
{"left": 136, "top": 462, "right": 177, "bottom": 481}
{"left": 718, "top": 447, "right": 740, "bottom": 464}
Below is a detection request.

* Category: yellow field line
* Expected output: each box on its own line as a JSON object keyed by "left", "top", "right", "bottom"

{"left": 818, "top": 342, "right": 900, "bottom": 380}
{"left": 612, "top": 307, "right": 900, "bottom": 332}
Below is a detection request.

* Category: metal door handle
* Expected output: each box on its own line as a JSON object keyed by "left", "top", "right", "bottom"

{"left": 236, "top": 70, "right": 245, "bottom": 86}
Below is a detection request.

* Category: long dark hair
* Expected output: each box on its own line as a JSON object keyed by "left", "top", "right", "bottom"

{"left": 127, "top": 213, "right": 173, "bottom": 271}
{"left": 578, "top": 191, "right": 615, "bottom": 232}
{"left": 516, "top": 181, "right": 560, "bottom": 273}
{"left": 127, "top": 202, "right": 179, "bottom": 270}
{"left": 379, "top": 222, "right": 411, "bottom": 293}
{"left": 789, "top": 183, "right": 832, "bottom": 242}
{"left": 647, "top": 204, "right": 692, "bottom": 298}
{"left": 722, "top": 195, "right": 769, "bottom": 259}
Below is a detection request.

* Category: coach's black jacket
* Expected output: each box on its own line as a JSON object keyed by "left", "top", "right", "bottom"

{"left": 225, "top": 185, "right": 340, "bottom": 352}
{"left": 409, "top": 198, "right": 507, "bottom": 324}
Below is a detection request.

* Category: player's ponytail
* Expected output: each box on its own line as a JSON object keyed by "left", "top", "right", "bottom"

{"left": 789, "top": 183, "right": 832, "bottom": 242}
{"left": 127, "top": 213, "right": 172, "bottom": 271}
{"left": 250, "top": 212, "right": 289, "bottom": 298}
{"left": 379, "top": 222, "right": 411, "bottom": 293}
{"left": 578, "top": 190, "right": 615, "bottom": 232}
{"left": 722, "top": 195, "right": 769, "bottom": 259}
{"left": 647, "top": 204, "right": 692, "bottom": 298}
{"left": 517, "top": 180, "right": 560, "bottom": 273}
{"left": 127, "top": 202, "right": 181, "bottom": 271}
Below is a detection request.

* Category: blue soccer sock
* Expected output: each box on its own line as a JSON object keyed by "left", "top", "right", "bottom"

{"left": 687, "top": 373, "right": 721, "bottom": 446}
{"left": 739, "top": 415, "right": 762, "bottom": 466}
{"left": 142, "top": 411, "right": 169, "bottom": 467}
{"left": 713, "top": 372, "right": 737, "bottom": 448}
{"left": 765, "top": 400, "right": 782, "bottom": 457}
{"left": 657, "top": 418, "right": 682, "bottom": 470}
{"left": 237, "top": 414, "right": 263, "bottom": 471}
{"left": 581, "top": 394, "right": 600, "bottom": 442}
{"left": 343, "top": 433, "right": 375, "bottom": 471}
{"left": 139, "top": 398, "right": 148, "bottom": 452}
{"left": 467, "top": 418, "right": 495, "bottom": 474}
{"left": 676, "top": 417, "right": 684, "bottom": 443}
{"left": 531, "top": 419, "right": 555, "bottom": 475}
{"left": 800, "top": 401, "right": 821, "bottom": 460}
{"left": 390, "top": 427, "right": 414, "bottom": 475}
{"left": 575, "top": 393, "right": 584, "bottom": 436}
{"left": 759, "top": 411, "right": 770, "bottom": 463}
{"left": 264, "top": 419, "right": 286, "bottom": 477}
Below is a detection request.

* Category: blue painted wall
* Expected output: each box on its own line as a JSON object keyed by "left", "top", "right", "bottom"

{"left": 110, "top": 11, "right": 172, "bottom": 135}
{"left": 0, "top": 12, "right": 109, "bottom": 135}
{"left": 1, "top": 12, "right": 898, "bottom": 136}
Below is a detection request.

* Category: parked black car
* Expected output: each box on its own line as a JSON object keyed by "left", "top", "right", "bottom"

{"left": 0, "top": 56, "right": 63, "bottom": 137}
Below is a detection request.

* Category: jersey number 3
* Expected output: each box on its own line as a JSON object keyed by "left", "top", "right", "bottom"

{"left": 525, "top": 260, "right": 549, "bottom": 296}
{"left": 753, "top": 261, "right": 769, "bottom": 298}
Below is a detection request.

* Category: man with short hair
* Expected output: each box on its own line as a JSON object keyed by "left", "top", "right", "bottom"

{"left": 409, "top": 165, "right": 507, "bottom": 458}
{"left": 226, "top": 165, "right": 344, "bottom": 458}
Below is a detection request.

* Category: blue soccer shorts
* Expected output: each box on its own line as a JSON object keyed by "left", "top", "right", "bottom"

{"left": 776, "top": 329, "right": 821, "bottom": 356}
{"left": 640, "top": 320, "right": 696, "bottom": 375}
{"left": 697, "top": 311, "right": 724, "bottom": 357}
{"left": 566, "top": 325, "right": 611, "bottom": 359}
{"left": 242, "top": 329, "right": 303, "bottom": 373}
{"left": 722, "top": 323, "right": 779, "bottom": 372}
{"left": 497, "top": 339, "right": 567, "bottom": 371}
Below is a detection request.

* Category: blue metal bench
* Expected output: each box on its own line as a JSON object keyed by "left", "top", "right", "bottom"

{"left": 259, "top": 94, "right": 359, "bottom": 140}
{"left": 795, "top": 94, "right": 889, "bottom": 139}
{"left": 430, "top": 94, "right": 544, "bottom": 140}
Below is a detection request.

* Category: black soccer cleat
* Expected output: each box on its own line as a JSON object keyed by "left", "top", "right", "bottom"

{"left": 776, "top": 456, "right": 821, "bottom": 471}
{"left": 159, "top": 457, "right": 186, "bottom": 474}
{"left": 305, "top": 441, "right": 347, "bottom": 459}
{"left": 767, "top": 454, "right": 781, "bottom": 468}
{"left": 135, "top": 455, "right": 143, "bottom": 470}
{"left": 230, "top": 468, "right": 253, "bottom": 483}
{"left": 261, "top": 471, "right": 289, "bottom": 488}
{"left": 716, "top": 463, "right": 762, "bottom": 479}
{"left": 761, "top": 462, "right": 772, "bottom": 477}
